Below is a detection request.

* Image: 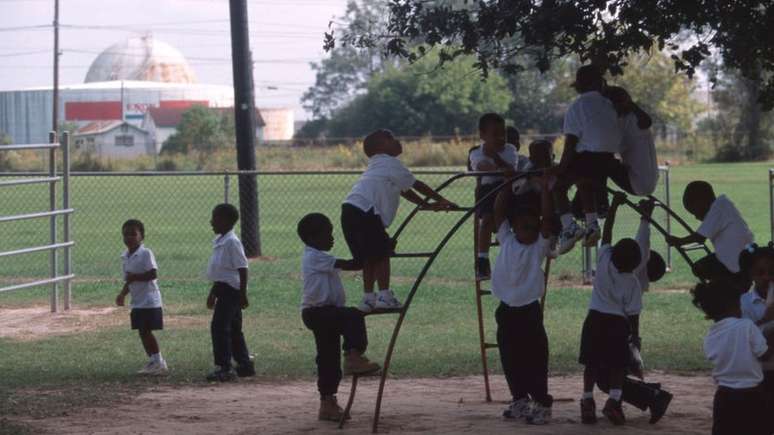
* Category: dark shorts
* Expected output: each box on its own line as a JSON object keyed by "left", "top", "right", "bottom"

{"left": 130, "top": 307, "right": 163, "bottom": 331}
{"left": 713, "top": 386, "right": 767, "bottom": 435}
{"left": 579, "top": 310, "right": 631, "bottom": 369}
{"left": 341, "top": 203, "right": 393, "bottom": 264}
{"left": 565, "top": 152, "right": 621, "bottom": 184}
{"left": 475, "top": 183, "right": 500, "bottom": 215}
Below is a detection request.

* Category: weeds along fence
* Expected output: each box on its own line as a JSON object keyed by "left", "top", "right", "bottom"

{"left": 0, "top": 168, "right": 673, "bottom": 290}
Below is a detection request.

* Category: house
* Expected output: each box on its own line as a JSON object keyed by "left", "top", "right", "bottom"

{"left": 72, "top": 121, "right": 154, "bottom": 159}
{"left": 142, "top": 106, "right": 266, "bottom": 153}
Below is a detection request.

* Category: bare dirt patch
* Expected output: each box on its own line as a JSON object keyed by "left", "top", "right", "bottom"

{"left": 23, "top": 373, "right": 713, "bottom": 434}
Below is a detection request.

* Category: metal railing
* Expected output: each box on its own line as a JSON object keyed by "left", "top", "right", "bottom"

{"left": 0, "top": 132, "right": 73, "bottom": 312}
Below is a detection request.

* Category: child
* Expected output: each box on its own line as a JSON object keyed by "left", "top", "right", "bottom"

{"left": 692, "top": 280, "right": 772, "bottom": 435}
{"left": 205, "top": 203, "right": 255, "bottom": 382}
{"left": 342, "top": 129, "right": 457, "bottom": 312}
{"left": 593, "top": 198, "right": 673, "bottom": 424}
{"left": 297, "top": 213, "right": 381, "bottom": 422}
{"left": 115, "top": 219, "right": 168, "bottom": 376}
{"left": 578, "top": 191, "right": 641, "bottom": 426}
{"left": 666, "top": 181, "right": 754, "bottom": 293}
{"left": 551, "top": 65, "right": 623, "bottom": 255}
{"left": 469, "top": 114, "right": 530, "bottom": 279}
{"left": 491, "top": 172, "right": 554, "bottom": 425}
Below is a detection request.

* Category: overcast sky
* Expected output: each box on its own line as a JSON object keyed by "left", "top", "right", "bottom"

{"left": 0, "top": 0, "right": 350, "bottom": 119}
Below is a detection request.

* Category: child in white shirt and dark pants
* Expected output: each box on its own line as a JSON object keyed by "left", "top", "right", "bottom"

{"left": 297, "top": 213, "right": 380, "bottom": 422}
{"left": 692, "top": 280, "right": 772, "bottom": 435}
{"left": 491, "top": 172, "right": 554, "bottom": 425}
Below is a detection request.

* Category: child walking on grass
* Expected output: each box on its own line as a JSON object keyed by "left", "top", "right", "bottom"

{"left": 692, "top": 280, "right": 772, "bottom": 435}
{"left": 297, "top": 213, "right": 381, "bottom": 422}
{"left": 491, "top": 172, "right": 554, "bottom": 425}
{"left": 341, "top": 129, "right": 457, "bottom": 312}
{"left": 116, "top": 219, "right": 168, "bottom": 376}
{"left": 205, "top": 203, "right": 255, "bottom": 382}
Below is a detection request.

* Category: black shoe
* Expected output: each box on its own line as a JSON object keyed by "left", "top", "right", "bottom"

{"left": 206, "top": 367, "right": 237, "bottom": 382}
{"left": 476, "top": 257, "right": 490, "bottom": 280}
{"left": 235, "top": 361, "right": 256, "bottom": 377}
{"left": 648, "top": 390, "right": 673, "bottom": 424}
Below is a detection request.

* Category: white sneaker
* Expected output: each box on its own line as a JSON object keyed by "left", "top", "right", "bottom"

{"left": 556, "top": 221, "right": 584, "bottom": 255}
{"left": 503, "top": 397, "right": 531, "bottom": 420}
{"left": 137, "top": 360, "right": 154, "bottom": 375}
{"left": 526, "top": 402, "right": 552, "bottom": 425}
{"left": 145, "top": 359, "right": 169, "bottom": 376}
{"left": 375, "top": 290, "right": 402, "bottom": 310}
{"left": 583, "top": 221, "right": 601, "bottom": 247}
{"left": 358, "top": 295, "right": 376, "bottom": 313}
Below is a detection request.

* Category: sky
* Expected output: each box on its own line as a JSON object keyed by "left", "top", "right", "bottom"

{"left": 0, "top": 0, "right": 350, "bottom": 119}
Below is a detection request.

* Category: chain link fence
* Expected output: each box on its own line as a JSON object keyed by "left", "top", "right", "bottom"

{"left": 1, "top": 168, "right": 673, "bottom": 289}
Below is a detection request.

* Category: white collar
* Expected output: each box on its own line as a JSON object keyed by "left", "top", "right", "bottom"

{"left": 121, "top": 244, "right": 144, "bottom": 259}
{"left": 745, "top": 287, "right": 767, "bottom": 304}
{"left": 213, "top": 231, "right": 235, "bottom": 246}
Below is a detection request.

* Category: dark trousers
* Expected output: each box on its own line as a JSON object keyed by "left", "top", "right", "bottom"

{"left": 712, "top": 386, "right": 766, "bottom": 435}
{"left": 302, "top": 306, "right": 368, "bottom": 396}
{"left": 596, "top": 377, "right": 663, "bottom": 411}
{"left": 764, "top": 371, "right": 774, "bottom": 434}
{"left": 495, "top": 301, "right": 553, "bottom": 407}
{"left": 210, "top": 282, "right": 251, "bottom": 369}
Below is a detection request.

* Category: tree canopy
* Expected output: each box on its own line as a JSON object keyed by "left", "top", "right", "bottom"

{"left": 328, "top": 1, "right": 774, "bottom": 110}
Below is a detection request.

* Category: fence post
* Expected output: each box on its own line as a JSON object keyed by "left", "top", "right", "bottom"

{"left": 582, "top": 245, "right": 593, "bottom": 285}
{"left": 62, "top": 131, "right": 72, "bottom": 310}
{"left": 224, "top": 173, "right": 231, "bottom": 204}
{"left": 48, "top": 131, "right": 59, "bottom": 313}
{"left": 664, "top": 164, "right": 672, "bottom": 271}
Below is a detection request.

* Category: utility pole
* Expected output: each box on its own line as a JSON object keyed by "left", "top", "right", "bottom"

{"left": 52, "top": 0, "right": 60, "bottom": 133}
{"left": 228, "top": 0, "right": 261, "bottom": 257}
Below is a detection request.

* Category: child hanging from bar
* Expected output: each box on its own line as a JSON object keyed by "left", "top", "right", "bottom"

{"left": 468, "top": 114, "right": 530, "bottom": 279}
{"left": 341, "top": 129, "right": 457, "bottom": 312}
{"left": 491, "top": 170, "right": 554, "bottom": 425}
{"left": 666, "top": 181, "right": 754, "bottom": 294}
{"left": 296, "top": 213, "right": 380, "bottom": 422}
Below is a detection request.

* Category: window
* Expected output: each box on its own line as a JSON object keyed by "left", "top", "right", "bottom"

{"left": 115, "top": 135, "right": 134, "bottom": 147}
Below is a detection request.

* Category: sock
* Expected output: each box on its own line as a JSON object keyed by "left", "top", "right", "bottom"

{"left": 560, "top": 213, "right": 574, "bottom": 228}
{"left": 364, "top": 292, "right": 377, "bottom": 301}
{"left": 582, "top": 392, "right": 594, "bottom": 400}
{"left": 609, "top": 389, "right": 623, "bottom": 401}
{"left": 378, "top": 288, "right": 391, "bottom": 295}
{"left": 478, "top": 252, "right": 489, "bottom": 259}
{"left": 150, "top": 353, "right": 162, "bottom": 363}
{"left": 585, "top": 213, "right": 599, "bottom": 226}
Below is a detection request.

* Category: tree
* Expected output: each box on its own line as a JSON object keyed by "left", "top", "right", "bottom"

{"left": 162, "top": 106, "right": 232, "bottom": 166}
{"left": 329, "top": 1, "right": 774, "bottom": 110}
{"left": 322, "top": 52, "right": 512, "bottom": 137}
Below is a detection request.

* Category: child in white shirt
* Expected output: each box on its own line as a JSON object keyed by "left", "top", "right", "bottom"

{"left": 342, "top": 129, "right": 456, "bottom": 312}
{"left": 205, "top": 203, "right": 254, "bottom": 382}
{"left": 692, "top": 280, "right": 772, "bottom": 435}
{"left": 578, "top": 191, "right": 642, "bottom": 426}
{"left": 667, "top": 181, "right": 754, "bottom": 294}
{"left": 491, "top": 172, "right": 554, "bottom": 425}
{"left": 468, "top": 113, "right": 530, "bottom": 279}
{"left": 297, "top": 213, "right": 380, "bottom": 422}
{"left": 115, "top": 219, "right": 168, "bottom": 376}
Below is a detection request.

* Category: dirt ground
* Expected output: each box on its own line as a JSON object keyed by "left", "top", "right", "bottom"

{"left": 20, "top": 373, "right": 714, "bottom": 434}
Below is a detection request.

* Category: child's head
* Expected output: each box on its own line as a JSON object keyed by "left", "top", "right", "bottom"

{"left": 297, "top": 213, "right": 334, "bottom": 251}
{"left": 508, "top": 195, "right": 541, "bottom": 245}
{"left": 363, "top": 129, "right": 402, "bottom": 157}
{"left": 211, "top": 203, "right": 239, "bottom": 235}
{"left": 691, "top": 280, "right": 742, "bottom": 321}
{"left": 602, "top": 85, "right": 634, "bottom": 116}
{"left": 506, "top": 126, "right": 520, "bottom": 151}
{"left": 647, "top": 251, "right": 667, "bottom": 283}
{"left": 478, "top": 113, "right": 506, "bottom": 149}
{"left": 611, "top": 238, "right": 642, "bottom": 273}
{"left": 682, "top": 181, "right": 716, "bottom": 221}
{"left": 572, "top": 65, "right": 605, "bottom": 94}
{"left": 122, "top": 219, "right": 145, "bottom": 250}
{"left": 528, "top": 140, "right": 553, "bottom": 169}
{"left": 739, "top": 242, "right": 774, "bottom": 291}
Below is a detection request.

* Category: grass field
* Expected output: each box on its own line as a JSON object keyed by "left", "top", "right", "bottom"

{"left": 0, "top": 161, "right": 772, "bottom": 429}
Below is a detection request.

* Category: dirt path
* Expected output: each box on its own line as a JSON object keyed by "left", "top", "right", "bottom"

{"left": 25, "top": 373, "right": 714, "bottom": 434}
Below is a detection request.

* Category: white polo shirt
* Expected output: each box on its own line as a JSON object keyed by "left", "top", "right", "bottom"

{"left": 620, "top": 113, "right": 659, "bottom": 195}
{"left": 491, "top": 222, "right": 551, "bottom": 308}
{"left": 704, "top": 317, "right": 767, "bottom": 389}
{"left": 301, "top": 246, "right": 346, "bottom": 310}
{"left": 697, "top": 195, "right": 753, "bottom": 273}
{"left": 344, "top": 154, "right": 417, "bottom": 227}
{"left": 630, "top": 219, "right": 652, "bottom": 315}
{"left": 468, "top": 143, "right": 529, "bottom": 185}
{"left": 206, "top": 230, "right": 249, "bottom": 290}
{"left": 563, "top": 91, "right": 622, "bottom": 154}
{"left": 121, "top": 245, "right": 162, "bottom": 309}
{"left": 589, "top": 244, "right": 640, "bottom": 317}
